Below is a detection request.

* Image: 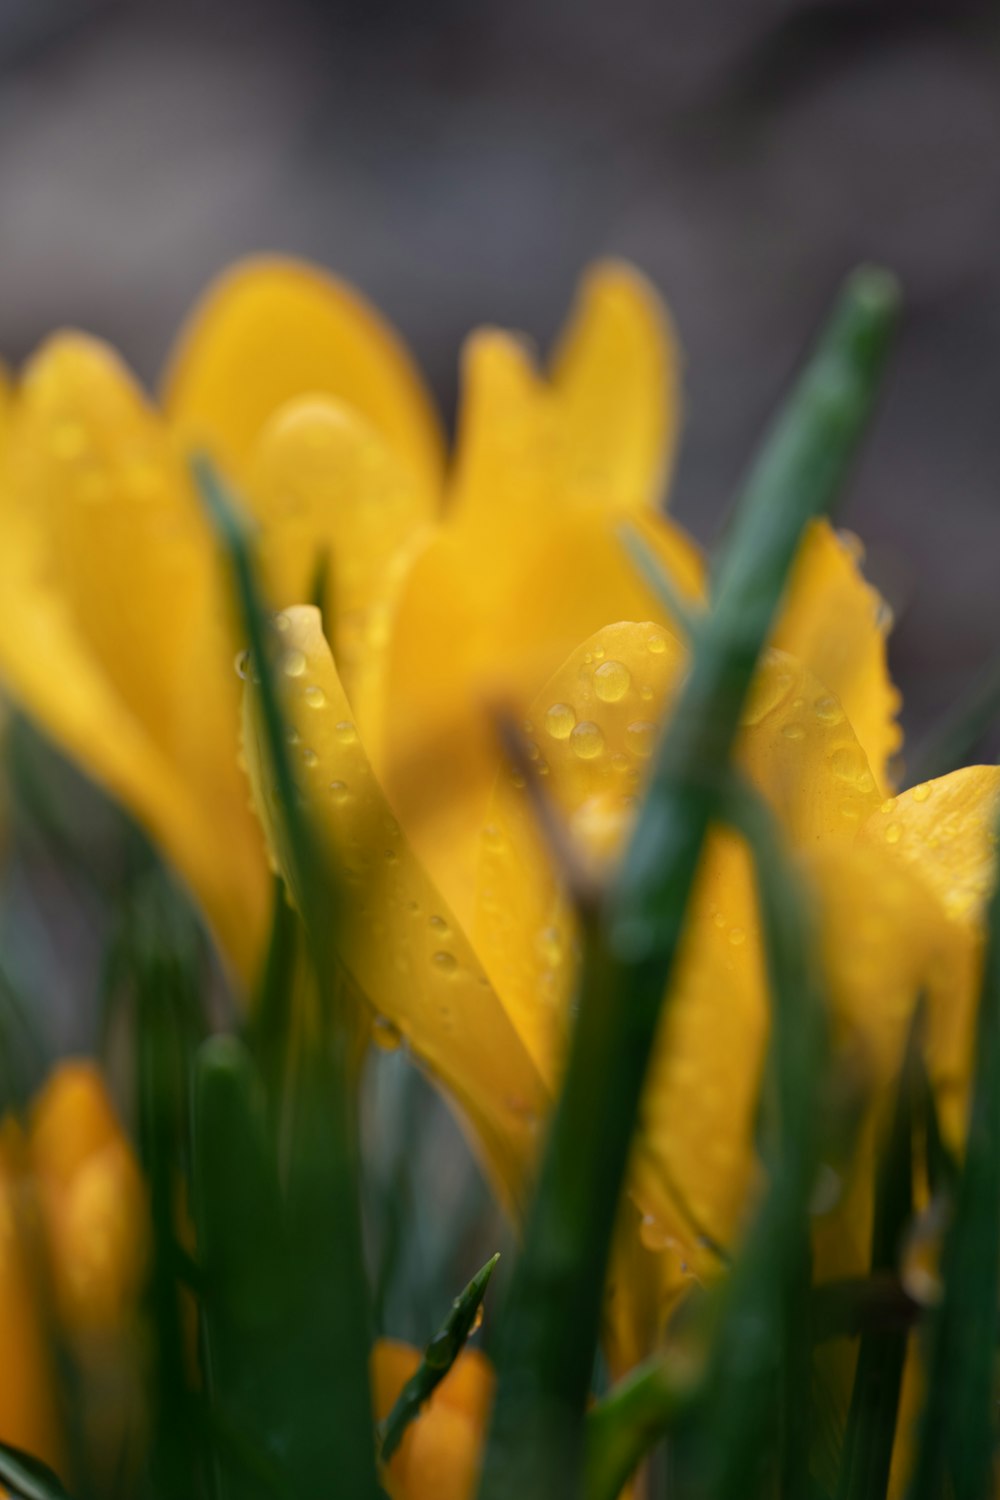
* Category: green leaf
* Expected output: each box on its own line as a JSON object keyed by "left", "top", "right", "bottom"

{"left": 835, "top": 1013, "right": 921, "bottom": 1500}
{"left": 677, "top": 781, "right": 827, "bottom": 1500}
{"left": 583, "top": 1345, "right": 702, "bottom": 1500}
{"left": 380, "top": 1253, "right": 500, "bottom": 1464}
{"left": 194, "top": 455, "right": 379, "bottom": 1500}
{"left": 0, "top": 1442, "right": 76, "bottom": 1500}
{"left": 909, "top": 821, "right": 1000, "bottom": 1500}
{"left": 479, "top": 267, "right": 899, "bottom": 1500}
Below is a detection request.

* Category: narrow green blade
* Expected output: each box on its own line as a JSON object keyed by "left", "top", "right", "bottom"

{"left": 909, "top": 823, "right": 1000, "bottom": 1500}
{"left": 380, "top": 1254, "right": 500, "bottom": 1463}
{"left": 194, "top": 456, "right": 379, "bottom": 1500}
{"left": 0, "top": 1442, "right": 76, "bottom": 1500}
{"left": 479, "top": 268, "right": 899, "bottom": 1500}
{"left": 835, "top": 1017, "right": 920, "bottom": 1500}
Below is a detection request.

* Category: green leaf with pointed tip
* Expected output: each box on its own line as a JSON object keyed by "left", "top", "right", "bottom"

{"left": 0, "top": 1442, "right": 76, "bottom": 1500}
{"left": 479, "top": 267, "right": 900, "bottom": 1500}
{"left": 380, "top": 1253, "right": 500, "bottom": 1464}
{"left": 194, "top": 455, "right": 379, "bottom": 1500}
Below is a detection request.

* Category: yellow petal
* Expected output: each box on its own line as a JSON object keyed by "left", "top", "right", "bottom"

{"left": 738, "top": 647, "right": 883, "bottom": 847}
{"left": 448, "top": 330, "right": 557, "bottom": 532}
{"left": 772, "top": 521, "right": 901, "bottom": 790}
{"left": 162, "top": 257, "right": 446, "bottom": 502}
{"left": 243, "top": 395, "right": 434, "bottom": 730}
{"left": 0, "top": 335, "right": 268, "bottom": 981}
{"left": 240, "top": 606, "right": 548, "bottom": 1216}
{"left": 550, "top": 260, "right": 681, "bottom": 511}
{"left": 379, "top": 511, "right": 703, "bottom": 925}
{"left": 30, "top": 1064, "right": 147, "bottom": 1338}
{"left": 0, "top": 1126, "right": 63, "bottom": 1472}
{"left": 858, "top": 766, "right": 1000, "bottom": 1141}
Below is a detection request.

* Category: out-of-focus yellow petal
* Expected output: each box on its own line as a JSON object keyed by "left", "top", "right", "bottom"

{"left": 243, "top": 396, "right": 434, "bottom": 730}
{"left": 0, "top": 336, "right": 269, "bottom": 981}
{"left": 379, "top": 513, "right": 703, "bottom": 925}
{"left": 162, "top": 257, "right": 445, "bottom": 502}
{"left": 371, "top": 1339, "right": 492, "bottom": 1500}
{"left": 772, "top": 521, "right": 901, "bottom": 791}
{"left": 858, "top": 766, "right": 1000, "bottom": 1141}
{"left": 29, "top": 1063, "right": 147, "bottom": 1337}
{"left": 0, "top": 1126, "right": 62, "bottom": 1473}
{"left": 241, "top": 606, "right": 548, "bottom": 1216}
{"left": 550, "top": 260, "right": 681, "bottom": 511}
{"left": 738, "top": 647, "right": 883, "bottom": 847}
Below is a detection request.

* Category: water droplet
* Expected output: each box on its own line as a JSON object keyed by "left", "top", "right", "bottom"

{"left": 638, "top": 1213, "right": 676, "bottom": 1252}
{"left": 741, "top": 666, "right": 793, "bottom": 727}
{"left": 304, "top": 684, "right": 326, "bottom": 708}
{"left": 302, "top": 747, "right": 318, "bottom": 767}
{"left": 536, "top": 927, "right": 564, "bottom": 966}
{"left": 283, "top": 649, "right": 306, "bottom": 678}
{"left": 813, "top": 695, "right": 844, "bottom": 726}
{"left": 830, "top": 745, "right": 873, "bottom": 790}
{"left": 594, "top": 660, "right": 631, "bottom": 703}
{"left": 571, "top": 721, "right": 606, "bottom": 760}
{"left": 885, "top": 822, "right": 901, "bottom": 845}
{"left": 728, "top": 926, "right": 746, "bottom": 947}
{"left": 432, "top": 951, "right": 457, "bottom": 974}
{"left": 371, "top": 1016, "right": 402, "bottom": 1052}
{"left": 912, "top": 783, "right": 931, "bottom": 803}
{"left": 809, "top": 1163, "right": 842, "bottom": 1216}
{"left": 881, "top": 797, "right": 897, "bottom": 814}
{"left": 335, "top": 721, "right": 357, "bottom": 744}
{"left": 781, "top": 722, "right": 806, "bottom": 741}
{"left": 545, "top": 703, "right": 576, "bottom": 740}
{"left": 328, "top": 780, "right": 349, "bottom": 803}
{"left": 429, "top": 915, "right": 450, "bottom": 935}
{"left": 625, "top": 721, "right": 656, "bottom": 759}
{"left": 646, "top": 631, "right": 667, "bottom": 655}
{"left": 234, "top": 650, "right": 252, "bottom": 681}
{"left": 274, "top": 613, "right": 291, "bottom": 633}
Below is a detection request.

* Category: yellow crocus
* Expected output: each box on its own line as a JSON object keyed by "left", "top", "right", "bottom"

{"left": 1, "top": 256, "right": 996, "bottom": 1374}
{"left": 0, "top": 1062, "right": 147, "bottom": 1481}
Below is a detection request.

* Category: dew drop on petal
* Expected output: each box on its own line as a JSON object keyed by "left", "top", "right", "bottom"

{"left": 304, "top": 684, "right": 326, "bottom": 708}
{"left": 912, "top": 783, "right": 931, "bottom": 803}
{"left": 571, "top": 721, "right": 606, "bottom": 760}
{"left": 432, "top": 951, "right": 457, "bottom": 974}
{"left": 625, "top": 721, "right": 656, "bottom": 759}
{"left": 781, "top": 723, "right": 806, "bottom": 742}
{"left": 335, "top": 721, "right": 357, "bottom": 744}
{"left": 646, "top": 630, "right": 667, "bottom": 655}
{"left": 885, "top": 823, "right": 901, "bottom": 845}
{"left": 371, "top": 1016, "right": 403, "bottom": 1053}
{"left": 328, "top": 780, "right": 350, "bottom": 803}
{"left": 594, "top": 660, "right": 631, "bottom": 703}
{"left": 282, "top": 649, "right": 307, "bottom": 678}
{"left": 302, "top": 747, "right": 318, "bottom": 767}
{"left": 545, "top": 703, "right": 576, "bottom": 740}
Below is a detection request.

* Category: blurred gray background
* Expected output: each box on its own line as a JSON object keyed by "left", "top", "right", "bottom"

{"left": 2, "top": 0, "right": 999, "bottom": 741}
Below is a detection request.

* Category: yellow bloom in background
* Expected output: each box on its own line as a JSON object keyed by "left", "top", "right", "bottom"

{"left": 0, "top": 1062, "right": 146, "bottom": 1480}
{"left": 1, "top": 254, "right": 998, "bottom": 1382}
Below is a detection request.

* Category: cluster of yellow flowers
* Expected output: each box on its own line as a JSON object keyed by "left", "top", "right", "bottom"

{"left": 0, "top": 257, "right": 996, "bottom": 1494}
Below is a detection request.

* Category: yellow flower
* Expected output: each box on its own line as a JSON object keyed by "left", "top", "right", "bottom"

{"left": 1, "top": 256, "right": 996, "bottom": 1373}
{"left": 0, "top": 1062, "right": 147, "bottom": 1478}
{"left": 372, "top": 1339, "right": 493, "bottom": 1500}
